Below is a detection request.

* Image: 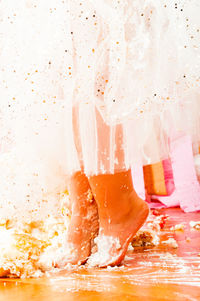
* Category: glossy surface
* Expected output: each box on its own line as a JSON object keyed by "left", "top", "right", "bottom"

{"left": 0, "top": 208, "right": 200, "bottom": 301}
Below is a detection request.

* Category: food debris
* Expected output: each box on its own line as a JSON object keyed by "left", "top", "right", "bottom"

{"left": 162, "top": 238, "right": 178, "bottom": 249}
{"left": 131, "top": 211, "right": 170, "bottom": 247}
{"left": 146, "top": 214, "right": 169, "bottom": 231}
{"left": 189, "top": 221, "right": 200, "bottom": 230}
{"left": 132, "top": 230, "right": 159, "bottom": 247}
{"left": 185, "top": 237, "right": 191, "bottom": 242}
{"left": 161, "top": 252, "right": 176, "bottom": 259}
{"left": 0, "top": 213, "right": 69, "bottom": 278}
{"left": 152, "top": 210, "right": 160, "bottom": 216}
{"left": 170, "top": 224, "right": 185, "bottom": 231}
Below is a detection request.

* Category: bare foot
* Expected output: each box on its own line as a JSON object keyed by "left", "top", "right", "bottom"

{"left": 56, "top": 171, "right": 99, "bottom": 267}
{"left": 88, "top": 170, "right": 149, "bottom": 267}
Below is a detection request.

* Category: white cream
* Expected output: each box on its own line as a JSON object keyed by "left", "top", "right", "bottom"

{"left": 88, "top": 235, "right": 121, "bottom": 267}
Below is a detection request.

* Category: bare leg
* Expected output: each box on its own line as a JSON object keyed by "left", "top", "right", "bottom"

{"left": 88, "top": 169, "right": 149, "bottom": 267}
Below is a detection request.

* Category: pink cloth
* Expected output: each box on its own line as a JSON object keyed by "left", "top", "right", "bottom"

{"left": 151, "top": 135, "right": 200, "bottom": 212}
{"left": 132, "top": 165, "right": 146, "bottom": 200}
{"left": 162, "top": 159, "right": 175, "bottom": 196}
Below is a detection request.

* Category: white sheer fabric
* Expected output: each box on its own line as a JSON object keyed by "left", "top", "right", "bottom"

{"left": 0, "top": 0, "right": 199, "bottom": 220}
{"left": 67, "top": 0, "right": 200, "bottom": 174}
{"left": 0, "top": 1, "right": 70, "bottom": 221}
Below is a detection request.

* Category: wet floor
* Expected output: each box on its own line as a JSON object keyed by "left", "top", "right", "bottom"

{"left": 0, "top": 208, "right": 200, "bottom": 301}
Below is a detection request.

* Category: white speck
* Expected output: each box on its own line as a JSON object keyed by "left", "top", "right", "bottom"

{"left": 189, "top": 221, "right": 200, "bottom": 230}
{"left": 162, "top": 238, "right": 178, "bottom": 249}
{"left": 170, "top": 223, "right": 185, "bottom": 231}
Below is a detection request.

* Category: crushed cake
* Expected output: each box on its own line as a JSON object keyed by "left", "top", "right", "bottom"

{"left": 0, "top": 216, "right": 69, "bottom": 278}
{"left": 0, "top": 192, "right": 70, "bottom": 278}
{"left": 131, "top": 229, "right": 159, "bottom": 247}
{"left": 162, "top": 238, "right": 178, "bottom": 249}
{"left": 131, "top": 213, "right": 168, "bottom": 247}
{"left": 0, "top": 208, "right": 178, "bottom": 278}
{"left": 170, "top": 224, "right": 185, "bottom": 231}
{"left": 189, "top": 221, "right": 200, "bottom": 230}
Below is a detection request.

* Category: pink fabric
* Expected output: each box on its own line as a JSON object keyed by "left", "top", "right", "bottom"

{"left": 162, "top": 159, "right": 175, "bottom": 195}
{"left": 146, "top": 198, "right": 167, "bottom": 209}
{"left": 151, "top": 135, "right": 200, "bottom": 212}
{"left": 132, "top": 165, "right": 146, "bottom": 200}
